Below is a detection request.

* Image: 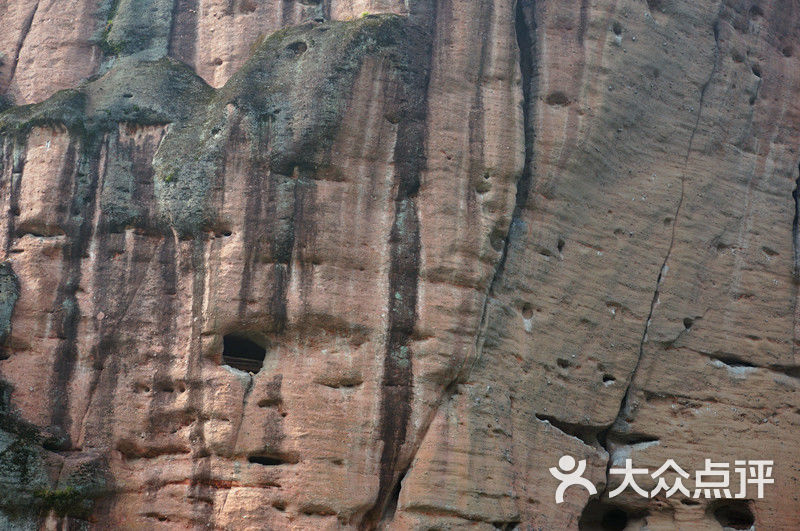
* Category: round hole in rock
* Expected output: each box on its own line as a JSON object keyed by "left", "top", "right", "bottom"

{"left": 612, "top": 21, "right": 622, "bottom": 35}
{"left": 286, "top": 41, "right": 308, "bottom": 54}
{"left": 521, "top": 303, "right": 534, "bottom": 319}
{"left": 222, "top": 334, "right": 266, "bottom": 373}
{"left": 683, "top": 317, "right": 694, "bottom": 330}
{"left": 711, "top": 500, "right": 755, "bottom": 530}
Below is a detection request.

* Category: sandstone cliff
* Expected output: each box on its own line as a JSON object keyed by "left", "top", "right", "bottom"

{"left": 0, "top": 0, "right": 798, "bottom": 529}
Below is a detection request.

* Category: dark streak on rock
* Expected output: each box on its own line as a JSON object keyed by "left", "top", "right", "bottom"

{"left": 281, "top": 0, "right": 295, "bottom": 27}
{"left": 470, "top": 0, "right": 538, "bottom": 375}
{"left": 169, "top": 0, "right": 199, "bottom": 68}
{"left": 578, "top": 0, "right": 589, "bottom": 45}
{"left": 792, "top": 162, "right": 800, "bottom": 359}
{"left": 465, "top": 0, "right": 494, "bottom": 243}
{"left": 0, "top": 262, "right": 19, "bottom": 356}
{"left": 3, "top": 138, "right": 24, "bottom": 255}
{"left": 187, "top": 238, "right": 215, "bottom": 527}
{"left": 49, "top": 138, "right": 101, "bottom": 446}
{"left": 360, "top": 9, "right": 435, "bottom": 529}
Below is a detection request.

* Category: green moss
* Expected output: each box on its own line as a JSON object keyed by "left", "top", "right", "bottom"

{"left": 33, "top": 487, "right": 88, "bottom": 517}
{"left": 0, "top": 14, "right": 415, "bottom": 239}
{"left": 151, "top": 14, "right": 411, "bottom": 236}
{"left": 0, "top": 95, "right": 12, "bottom": 113}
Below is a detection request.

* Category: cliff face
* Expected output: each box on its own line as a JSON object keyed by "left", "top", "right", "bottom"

{"left": 0, "top": 0, "right": 798, "bottom": 529}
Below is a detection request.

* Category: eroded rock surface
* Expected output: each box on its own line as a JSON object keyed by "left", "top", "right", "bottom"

{"left": 0, "top": 0, "right": 798, "bottom": 529}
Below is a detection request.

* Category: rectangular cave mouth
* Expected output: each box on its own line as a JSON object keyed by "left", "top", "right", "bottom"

{"left": 248, "top": 455, "right": 287, "bottom": 466}
{"left": 222, "top": 334, "right": 266, "bottom": 373}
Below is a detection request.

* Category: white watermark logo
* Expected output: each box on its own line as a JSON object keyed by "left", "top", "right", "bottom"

{"left": 550, "top": 456, "right": 774, "bottom": 503}
{"left": 549, "top": 455, "right": 598, "bottom": 503}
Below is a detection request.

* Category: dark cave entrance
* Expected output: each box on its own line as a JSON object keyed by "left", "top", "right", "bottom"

{"left": 222, "top": 334, "right": 266, "bottom": 373}
{"left": 579, "top": 499, "right": 645, "bottom": 531}
{"left": 710, "top": 500, "right": 755, "bottom": 530}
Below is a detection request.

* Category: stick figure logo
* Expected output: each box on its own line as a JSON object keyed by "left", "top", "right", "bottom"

{"left": 550, "top": 455, "right": 598, "bottom": 503}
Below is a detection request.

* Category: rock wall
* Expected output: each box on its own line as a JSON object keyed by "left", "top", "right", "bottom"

{"left": 0, "top": 0, "right": 798, "bottom": 529}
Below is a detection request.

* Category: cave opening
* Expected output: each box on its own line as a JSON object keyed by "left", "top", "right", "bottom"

{"left": 579, "top": 499, "right": 641, "bottom": 531}
{"left": 222, "top": 334, "right": 266, "bottom": 373}
{"left": 710, "top": 500, "right": 755, "bottom": 530}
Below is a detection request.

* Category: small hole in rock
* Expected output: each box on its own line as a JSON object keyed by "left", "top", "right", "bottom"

{"left": 272, "top": 501, "right": 286, "bottom": 511}
{"left": 557, "top": 238, "right": 565, "bottom": 253}
{"left": 681, "top": 498, "right": 701, "bottom": 506}
{"left": 545, "top": 91, "right": 570, "bottom": 106}
{"left": 222, "top": 334, "right": 266, "bottom": 373}
{"left": 490, "top": 228, "right": 505, "bottom": 251}
{"left": 122, "top": 93, "right": 133, "bottom": 98}
{"left": 521, "top": 303, "right": 534, "bottom": 319}
{"left": 603, "top": 374, "right": 615, "bottom": 383}
{"left": 248, "top": 455, "right": 286, "bottom": 466}
{"left": 751, "top": 64, "right": 761, "bottom": 77}
{"left": 782, "top": 46, "right": 793, "bottom": 57}
{"left": 683, "top": 317, "right": 694, "bottom": 330}
{"left": 749, "top": 5, "right": 764, "bottom": 17}
{"left": 612, "top": 21, "right": 622, "bottom": 35}
{"left": 557, "top": 358, "right": 571, "bottom": 369}
{"left": 711, "top": 500, "right": 755, "bottom": 530}
{"left": 286, "top": 41, "right": 308, "bottom": 54}
{"left": 664, "top": 216, "right": 672, "bottom": 225}
{"left": 762, "top": 246, "right": 778, "bottom": 256}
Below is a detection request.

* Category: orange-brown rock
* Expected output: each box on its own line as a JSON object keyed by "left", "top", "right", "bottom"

{"left": 0, "top": 1, "right": 798, "bottom": 530}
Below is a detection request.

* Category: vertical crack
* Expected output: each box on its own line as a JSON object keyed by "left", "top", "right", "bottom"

{"left": 168, "top": 0, "right": 199, "bottom": 67}
{"left": 4, "top": 1, "right": 39, "bottom": 95}
{"left": 597, "top": 4, "right": 724, "bottom": 496}
{"left": 362, "top": 3, "right": 535, "bottom": 526}
{"left": 468, "top": 0, "right": 538, "bottom": 378}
